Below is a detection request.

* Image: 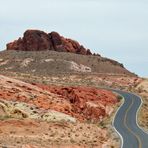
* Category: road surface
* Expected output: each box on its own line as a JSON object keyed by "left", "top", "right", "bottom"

{"left": 113, "top": 90, "right": 148, "bottom": 148}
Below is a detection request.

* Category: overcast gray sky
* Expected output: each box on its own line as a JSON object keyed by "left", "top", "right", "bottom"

{"left": 0, "top": 0, "right": 148, "bottom": 76}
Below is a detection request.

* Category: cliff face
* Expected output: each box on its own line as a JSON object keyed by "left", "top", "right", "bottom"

{"left": 7, "top": 30, "right": 92, "bottom": 55}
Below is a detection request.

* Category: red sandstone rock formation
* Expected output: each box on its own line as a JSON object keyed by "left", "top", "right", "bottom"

{"left": 6, "top": 30, "right": 92, "bottom": 55}
{"left": 35, "top": 84, "right": 118, "bottom": 121}
{"left": 0, "top": 75, "right": 118, "bottom": 122}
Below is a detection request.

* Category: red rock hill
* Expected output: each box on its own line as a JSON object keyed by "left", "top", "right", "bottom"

{"left": 6, "top": 30, "right": 92, "bottom": 55}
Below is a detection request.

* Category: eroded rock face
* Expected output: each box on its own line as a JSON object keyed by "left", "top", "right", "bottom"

{"left": 35, "top": 85, "right": 118, "bottom": 122}
{"left": 7, "top": 30, "right": 92, "bottom": 55}
{"left": 0, "top": 75, "right": 118, "bottom": 122}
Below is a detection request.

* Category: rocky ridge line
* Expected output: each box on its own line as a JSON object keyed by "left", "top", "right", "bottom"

{"left": 7, "top": 30, "right": 92, "bottom": 55}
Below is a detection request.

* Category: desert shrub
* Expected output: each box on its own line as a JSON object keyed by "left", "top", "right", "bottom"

{"left": 117, "top": 95, "right": 123, "bottom": 100}
{"left": 0, "top": 115, "right": 11, "bottom": 120}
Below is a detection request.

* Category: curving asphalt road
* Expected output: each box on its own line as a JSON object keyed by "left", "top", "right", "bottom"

{"left": 113, "top": 90, "right": 148, "bottom": 148}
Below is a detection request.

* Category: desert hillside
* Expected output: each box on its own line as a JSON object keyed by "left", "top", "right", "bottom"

{"left": 0, "top": 75, "right": 120, "bottom": 148}
{"left": 0, "top": 50, "right": 134, "bottom": 76}
{"left": 0, "top": 29, "right": 135, "bottom": 76}
{"left": 0, "top": 29, "right": 142, "bottom": 148}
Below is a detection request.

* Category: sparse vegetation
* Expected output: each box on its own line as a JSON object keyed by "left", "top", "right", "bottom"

{"left": 117, "top": 95, "right": 123, "bottom": 100}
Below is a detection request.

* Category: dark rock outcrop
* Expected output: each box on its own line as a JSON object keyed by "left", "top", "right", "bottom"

{"left": 7, "top": 30, "right": 92, "bottom": 55}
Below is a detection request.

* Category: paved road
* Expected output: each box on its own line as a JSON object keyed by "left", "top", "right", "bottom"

{"left": 113, "top": 90, "right": 148, "bottom": 148}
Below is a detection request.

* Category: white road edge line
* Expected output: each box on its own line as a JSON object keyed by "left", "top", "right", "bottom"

{"left": 130, "top": 92, "right": 148, "bottom": 135}
{"left": 112, "top": 93, "right": 125, "bottom": 148}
